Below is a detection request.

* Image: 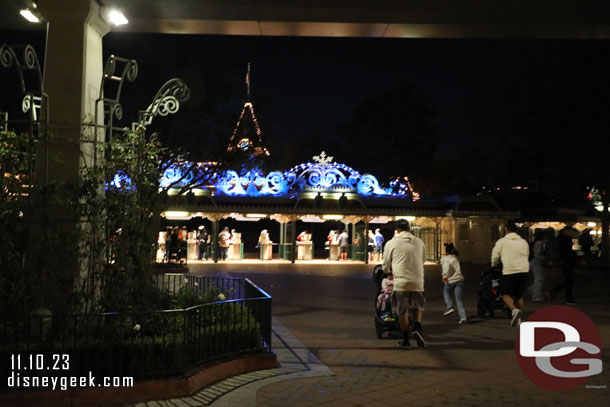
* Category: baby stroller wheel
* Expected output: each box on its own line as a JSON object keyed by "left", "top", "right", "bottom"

{"left": 375, "top": 318, "right": 383, "bottom": 339}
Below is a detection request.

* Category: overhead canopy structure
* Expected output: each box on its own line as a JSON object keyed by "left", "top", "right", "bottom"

{"left": 3, "top": 0, "right": 610, "bottom": 39}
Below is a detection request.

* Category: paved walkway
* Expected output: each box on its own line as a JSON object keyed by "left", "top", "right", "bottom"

{"left": 131, "top": 262, "right": 610, "bottom": 407}
{"left": 127, "top": 319, "right": 333, "bottom": 407}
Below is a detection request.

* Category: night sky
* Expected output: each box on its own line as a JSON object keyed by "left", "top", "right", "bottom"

{"left": 2, "top": 30, "right": 610, "bottom": 190}
{"left": 101, "top": 34, "right": 610, "bottom": 175}
{"left": 100, "top": 33, "right": 512, "bottom": 154}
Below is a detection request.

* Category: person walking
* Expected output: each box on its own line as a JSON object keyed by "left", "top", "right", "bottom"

{"left": 383, "top": 219, "right": 426, "bottom": 349}
{"left": 374, "top": 228, "right": 384, "bottom": 262}
{"left": 491, "top": 220, "right": 530, "bottom": 327}
{"left": 218, "top": 227, "right": 231, "bottom": 261}
{"left": 441, "top": 243, "right": 468, "bottom": 324}
{"left": 543, "top": 227, "right": 560, "bottom": 264}
{"left": 367, "top": 229, "right": 375, "bottom": 261}
{"left": 326, "top": 230, "right": 335, "bottom": 260}
{"left": 549, "top": 226, "right": 577, "bottom": 304}
{"left": 167, "top": 227, "right": 180, "bottom": 262}
{"left": 339, "top": 229, "right": 349, "bottom": 261}
{"left": 197, "top": 226, "right": 210, "bottom": 261}
{"left": 528, "top": 230, "right": 547, "bottom": 302}
{"left": 578, "top": 228, "right": 595, "bottom": 264}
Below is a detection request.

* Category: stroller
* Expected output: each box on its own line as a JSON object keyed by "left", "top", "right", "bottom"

{"left": 373, "top": 265, "right": 400, "bottom": 338}
{"left": 477, "top": 267, "right": 511, "bottom": 318}
{"left": 166, "top": 241, "right": 187, "bottom": 264}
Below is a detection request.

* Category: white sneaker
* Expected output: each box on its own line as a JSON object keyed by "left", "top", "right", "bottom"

{"left": 511, "top": 308, "right": 522, "bottom": 327}
{"left": 443, "top": 308, "right": 455, "bottom": 316}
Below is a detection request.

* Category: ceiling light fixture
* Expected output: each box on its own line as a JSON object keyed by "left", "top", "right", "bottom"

{"left": 107, "top": 9, "right": 128, "bottom": 26}
{"left": 396, "top": 216, "right": 416, "bottom": 221}
{"left": 163, "top": 211, "right": 190, "bottom": 219}
{"left": 20, "top": 9, "right": 40, "bottom": 23}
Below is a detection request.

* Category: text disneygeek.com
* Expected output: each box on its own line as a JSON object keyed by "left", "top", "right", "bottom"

{"left": 8, "top": 371, "right": 134, "bottom": 391}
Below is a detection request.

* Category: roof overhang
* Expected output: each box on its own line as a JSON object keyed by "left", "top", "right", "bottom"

{"left": 4, "top": 1, "right": 610, "bottom": 39}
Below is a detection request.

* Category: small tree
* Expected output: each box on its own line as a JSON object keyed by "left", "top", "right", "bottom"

{"left": 0, "top": 130, "right": 84, "bottom": 316}
{"left": 79, "top": 126, "right": 168, "bottom": 312}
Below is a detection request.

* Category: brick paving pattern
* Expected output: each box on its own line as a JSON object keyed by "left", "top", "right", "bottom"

{"left": 126, "top": 318, "right": 332, "bottom": 407}
{"left": 135, "top": 262, "right": 610, "bottom": 407}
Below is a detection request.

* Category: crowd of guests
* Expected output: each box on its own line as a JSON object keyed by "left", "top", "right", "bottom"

{"left": 377, "top": 218, "right": 593, "bottom": 350}
{"left": 162, "top": 226, "right": 240, "bottom": 262}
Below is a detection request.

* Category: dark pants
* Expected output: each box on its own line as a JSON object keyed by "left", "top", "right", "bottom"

{"left": 219, "top": 246, "right": 228, "bottom": 260}
{"left": 551, "top": 263, "right": 575, "bottom": 301}
{"left": 198, "top": 244, "right": 208, "bottom": 260}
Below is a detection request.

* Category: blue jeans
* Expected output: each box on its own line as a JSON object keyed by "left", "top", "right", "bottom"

{"left": 443, "top": 281, "right": 467, "bottom": 320}
{"left": 528, "top": 259, "right": 545, "bottom": 299}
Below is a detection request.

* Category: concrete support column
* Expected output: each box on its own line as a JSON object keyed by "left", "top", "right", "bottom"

{"left": 290, "top": 218, "right": 296, "bottom": 264}
{"left": 278, "top": 222, "right": 285, "bottom": 259}
{"left": 435, "top": 220, "right": 441, "bottom": 262}
{"left": 33, "top": 1, "right": 110, "bottom": 308}
{"left": 350, "top": 222, "right": 355, "bottom": 260}
{"left": 38, "top": 0, "right": 109, "bottom": 182}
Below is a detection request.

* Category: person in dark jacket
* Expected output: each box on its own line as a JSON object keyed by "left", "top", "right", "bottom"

{"left": 549, "top": 226, "right": 577, "bottom": 304}
{"left": 197, "top": 226, "right": 210, "bottom": 260}
{"left": 578, "top": 228, "right": 595, "bottom": 263}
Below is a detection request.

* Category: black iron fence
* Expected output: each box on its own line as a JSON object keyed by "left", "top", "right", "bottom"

{"left": 0, "top": 275, "right": 272, "bottom": 387}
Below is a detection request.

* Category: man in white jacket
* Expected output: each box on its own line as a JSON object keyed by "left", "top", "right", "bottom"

{"left": 491, "top": 221, "right": 530, "bottom": 327}
{"left": 383, "top": 219, "right": 426, "bottom": 349}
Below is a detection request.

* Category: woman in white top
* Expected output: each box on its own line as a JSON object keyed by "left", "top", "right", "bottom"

{"left": 441, "top": 243, "right": 468, "bottom": 323}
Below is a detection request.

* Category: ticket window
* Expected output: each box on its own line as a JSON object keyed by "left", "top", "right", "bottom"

{"left": 297, "top": 233, "right": 313, "bottom": 260}
{"left": 187, "top": 231, "right": 198, "bottom": 260}
{"left": 229, "top": 232, "right": 242, "bottom": 260}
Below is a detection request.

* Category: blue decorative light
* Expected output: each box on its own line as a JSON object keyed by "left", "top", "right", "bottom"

{"left": 106, "top": 170, "right": 133, "bottom": 191}
{"left": 160, "top": 164, "right": 195, "bottom": 188}
{"left": 160, "top": 166, "right": 183, "bottom": 188}
{"left": 111, "top": 152, "right": 417, "bottom": 199}
{"left": 211, "top": 153, "right": 414, "bottom": 198}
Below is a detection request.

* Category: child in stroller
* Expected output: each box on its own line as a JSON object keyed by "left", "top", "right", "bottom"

{"left": 377, "top": 272, "right": 393, "bottom": 313}
{"left": 373, "top": 265, "right": 399, "bottom": 338}
{"left": 477, "top": 267, "right": 511, "bottom": 318}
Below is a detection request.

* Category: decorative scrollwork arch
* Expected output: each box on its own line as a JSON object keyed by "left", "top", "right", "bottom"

{"left": 0, "top": 44, "right": 47, "bottom": 123}
{"left": 150, "top": 153, "right": 418, "bottom": 200}
{"left": 136, "top": 78, "right": 191, "bottom": 129}
{"left": 95, "top": 54, "right": 139, "bottom": 138}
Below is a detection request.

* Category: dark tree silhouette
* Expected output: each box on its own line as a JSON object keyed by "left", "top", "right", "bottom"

{"left": 464, "top": 44, "right": 610, "bottom": 266}
{"left": 336, "top": 85, "right": 438, "bottom": 183}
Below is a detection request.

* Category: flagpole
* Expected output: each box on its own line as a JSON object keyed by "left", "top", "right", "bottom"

{"left": 246, "top": 62, "right": 251, "bottom": 100}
